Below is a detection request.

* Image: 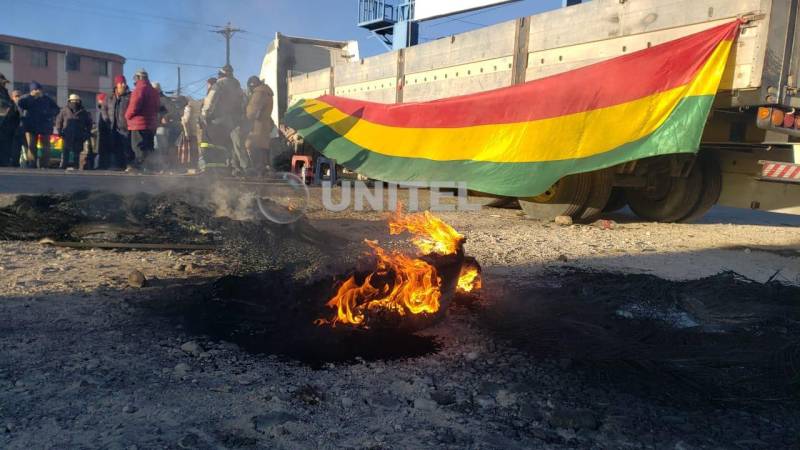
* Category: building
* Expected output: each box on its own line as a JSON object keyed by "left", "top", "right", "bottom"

{"left": 0, "top": 35, "right": 124, "bottom": 112}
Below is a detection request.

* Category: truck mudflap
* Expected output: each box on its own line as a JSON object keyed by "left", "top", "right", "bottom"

{"left": 759, "top": 160, "right": 800, "bottom": 183}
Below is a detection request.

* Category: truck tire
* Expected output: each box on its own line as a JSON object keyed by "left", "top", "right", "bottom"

{"left": 578, "top": 169, "right": 614, "bottom": 222}
{"left": 519, "top": 173, "right": 592, "bottom": 220}
{"left": 679, "top": 152, "right": 722, "bottom": 223}
{"left": 603, "top": 188, "right": 628, "bottom": 213}
{"left": 626, "top": 163, "right": 703, "bottom": 222}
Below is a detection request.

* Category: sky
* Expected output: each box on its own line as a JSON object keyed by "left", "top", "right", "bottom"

{"left": 5, "top": 0, "right": 563, "bottom": 98}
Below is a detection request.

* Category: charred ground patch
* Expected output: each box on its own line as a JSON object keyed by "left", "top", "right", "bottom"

{"left": 483, "top": 269, "right": 800, "bottom": 408}
{"left": 143, "top": 270, "right": 441, "bottom": 366}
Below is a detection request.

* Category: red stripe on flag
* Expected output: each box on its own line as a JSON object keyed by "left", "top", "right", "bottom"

{"left": 319, "top": 21, "right": 739, "bottom": 128}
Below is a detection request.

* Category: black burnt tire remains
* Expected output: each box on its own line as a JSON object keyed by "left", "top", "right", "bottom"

{"left": 626, "top": 162, "right": 703, "bottom": 223}
{"left": 679, "top": 152, "right": 722, "bottom": 223}
{"left": 578, "top": 169, "right": 615, "bottom": 222}
{"left": 518, "top": 173, "right": 592, "bottom": 220}
{"left": 603, "top": 187, "right": 628, "bottom": 213}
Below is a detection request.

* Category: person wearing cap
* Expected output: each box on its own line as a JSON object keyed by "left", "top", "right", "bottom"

{"left": 244, "top": 76, "right": 275, "bottom": 176}
{"left": 107, "top": 74, "right": 131, "bottom": 169}
{"left": 17, "top": 81, "right": 60, "bottom": 168}
{"left": 54, "top": 94, "right": 93, "bottom": 169}
{"left": 200, "top": 65, "right": 243, "bottom": 173}
{"left": 124, "top": 69, "right": 160, "bottom": 170}
{"left": 0, "top": 73, "right": 21, "bottom": 167}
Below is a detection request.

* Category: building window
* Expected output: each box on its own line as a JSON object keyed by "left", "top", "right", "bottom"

{"left": 93, "top": 59, "right": 108, "bottom": 76}
{"left": 66, "top": 53, "right": 80, "bottom": 72}
{"left": 31, "top": 48, "right": 48, "bottom": 67}
{"left": 0, "top": 43, "right": 10, "bottom": 62}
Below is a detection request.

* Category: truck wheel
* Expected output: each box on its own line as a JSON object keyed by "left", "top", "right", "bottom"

{"left": 626, "top": 163, "right": 703, "bottom": 222}
{"left": 578, "top": 169, "right": 614, "bottom": 222}
{"left": 603, "top": 188, "right": 628, "bottom": 213}
{"left": 519, "top": 173, "right": 592, "bottom": 220}
{"left": 679, "top": 153, "right": 722, "bottom": 223}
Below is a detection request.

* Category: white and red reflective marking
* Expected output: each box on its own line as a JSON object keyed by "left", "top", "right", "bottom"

{"left": 760, "top": 161, "right": 800, "bottom": 183}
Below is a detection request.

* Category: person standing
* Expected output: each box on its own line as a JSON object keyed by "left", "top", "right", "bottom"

{"left": 54, "top": 94, "right": 93, "bottom": 169}
{"left": 178, "top": 98, "right": 200, "bottom": 171}
{"left": 93, "top": 92, "right": 111, "bottom": 170}
{"left": 244, "top": 76, "right": 274, "bottom": 176}
{"left": 17, "top": 81, "right": 59, "bottom": 168}
{"left": 107, "top": 75, "right": 131, "bottom": 170}
{"left": 0, "top": 73, "right": 20, "bottom": 167}
{"left": 124, "top": 69, "right": 160, "bottom": 171}
{"left": 201, "top": 65, "right": 243, "bottom": 173}
{"left": 9, "top": 89, "right": 25, "bottom": 167}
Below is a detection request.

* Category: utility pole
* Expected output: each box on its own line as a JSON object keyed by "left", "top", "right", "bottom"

{"left": 212, "top": 22, "right": 244, "bottom": 67}
{"left": 176, "top": 66, "right": 181, "bottom": 96}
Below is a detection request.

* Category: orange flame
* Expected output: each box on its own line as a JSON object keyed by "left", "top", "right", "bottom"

{"left": 320, "top": 208, "right": 463, "bottom": 327}
{"left": 388, "top": 209, "right": 463, "bottom": 255}
{"left": 323, "top": 240, "right": 442, "bottom": 326}
{"left": 457, "top": 265, "right": 482, "bottom": 293}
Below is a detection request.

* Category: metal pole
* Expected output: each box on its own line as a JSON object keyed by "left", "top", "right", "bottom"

{"left": 177, "top": 66, "right": 181, "bottom": 95}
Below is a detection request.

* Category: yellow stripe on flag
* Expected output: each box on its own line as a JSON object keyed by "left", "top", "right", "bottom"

{"left": 301, "top": 39, "right": 731, "bottom": 164}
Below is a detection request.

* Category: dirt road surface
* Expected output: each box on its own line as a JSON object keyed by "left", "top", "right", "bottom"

{"left": 1, "top": 192, "right": 799, "bottom": 449}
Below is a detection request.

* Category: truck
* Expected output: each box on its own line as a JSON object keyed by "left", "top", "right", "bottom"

{"left": 263, "top": 0, "right": 800, "bottom": 222}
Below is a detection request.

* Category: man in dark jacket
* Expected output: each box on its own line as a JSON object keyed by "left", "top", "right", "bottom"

{"left": 10, "top": 89, "right": 25, "bottom": 167}
{"left": 54, "top": 94, "right": 93, "bottom": 169}
{"left": 124, "top": 69, "right": 160, "bottom": 170}
{"left": 94, "top": 92, "right": 111, "bottom": 170}
{"left": 17, "top": 81, "right": 59, "bottom": 168}
{"left": 0, "top": 73, "right": 20, "bottom": 167}
{"left": 108, "top": 75, "right": 131, "bottom": 170}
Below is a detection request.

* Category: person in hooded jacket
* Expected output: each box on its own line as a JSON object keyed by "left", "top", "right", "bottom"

{"left": 0, "top": 73, "right": 20, "bottom": 167}
{"left": 54, "top": 94, "right": 93, "bottom": 169}
{"left": 200, "top": 65, "right": 243, "bottom": 172}
{"left": 17, "top": 81, "right": 59, "bottom": 168}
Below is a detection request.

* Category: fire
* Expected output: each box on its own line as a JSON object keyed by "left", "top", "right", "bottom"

{"left": 323, "top": 240, "right": 442, "bottom": 326}
{"left": 457, "top": 264, "right": 482, "bottom": 293}
{"left": 318, "top": 208, "right": 479, "bottom": 328}
{"left": 389, "top": 209, "right": 464, "bottom": 255}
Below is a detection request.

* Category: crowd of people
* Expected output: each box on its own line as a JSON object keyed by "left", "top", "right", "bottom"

{"left": 0, "top": 65, "right": 275, "bottom": 175}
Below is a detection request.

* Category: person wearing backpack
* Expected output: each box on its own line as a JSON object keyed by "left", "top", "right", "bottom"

{"left": 0, "top": 73, "right": 21, "bottom": 167}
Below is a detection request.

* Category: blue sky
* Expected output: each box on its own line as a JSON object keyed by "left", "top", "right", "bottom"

{"left": 6, "top": 0, "right": 562, "bottom": 98}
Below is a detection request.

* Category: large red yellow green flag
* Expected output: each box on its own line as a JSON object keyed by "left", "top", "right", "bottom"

{"left": 284, "top": 21, "right": 739, "bottom": 197}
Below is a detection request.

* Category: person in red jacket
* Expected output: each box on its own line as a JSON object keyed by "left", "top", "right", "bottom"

{"left": 124, "top": 68, "right": 160, "bottom": 170}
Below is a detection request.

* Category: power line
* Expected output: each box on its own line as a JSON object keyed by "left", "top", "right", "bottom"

{"left": 67, "top": 0, "right": 222, "bottom": 29}
{"left": 427, "top": 3, "right": 514, "bottom": 28}
{"left": 126, "top": 57, "right": 220, "bottom": 69}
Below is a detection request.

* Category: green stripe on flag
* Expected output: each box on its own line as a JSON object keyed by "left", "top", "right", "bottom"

{"left": 285, "top": 95, "right": 714, "bottom": 198}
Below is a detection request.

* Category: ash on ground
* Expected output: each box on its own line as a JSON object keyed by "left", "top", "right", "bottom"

{"left": 1, "top": 192, "right": 799, "bottom": 449}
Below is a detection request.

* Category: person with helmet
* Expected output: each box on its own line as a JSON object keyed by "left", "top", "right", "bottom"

{"left": 0, "top": 73, "right": 20, "bottom": 167}
{"left": 54, "top": 94, "right": 93, "bottom": 169}
{"left": 244, "top": 75, "right": 274, "bottom": 176}
{"left": 200, "top": 65, "right": 243, "bottom": 173}
{"left": 124, "top": 68, "right": 160, "bottom": 171}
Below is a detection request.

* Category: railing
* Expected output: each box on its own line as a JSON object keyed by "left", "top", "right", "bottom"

{"left": 358, "top": 0, "right": 396, "bottom": 25}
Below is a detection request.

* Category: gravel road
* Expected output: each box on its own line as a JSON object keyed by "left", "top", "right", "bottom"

{"left": 1, "top": 191, "right": 798, "bottom": 449}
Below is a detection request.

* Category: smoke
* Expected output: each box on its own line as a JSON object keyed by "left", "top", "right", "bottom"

{"left": 208, "top": 183, "right": 257, "bottom": 221}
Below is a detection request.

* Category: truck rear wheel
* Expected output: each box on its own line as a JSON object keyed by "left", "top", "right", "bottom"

{"left": 626, "top": 161, "right": 703, "bottom": 222}
{"left": 603, "top": 188, "right": 628, "bottom": 213}
{"left": 519, "top": 173, "right": 592, "bottom": 220}
{"left": 578, "top": 169, "right": 614, "bottom": 222}
{"left": 679, "top": 153, "right": 722, "bottom": 223}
